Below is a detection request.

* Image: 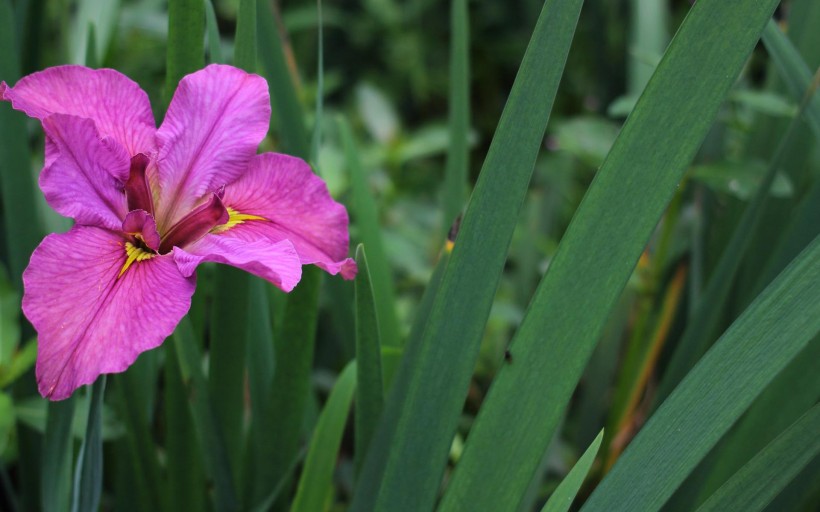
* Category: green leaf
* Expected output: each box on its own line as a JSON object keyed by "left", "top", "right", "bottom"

{"left": 351, "top": 1, "right": 584, "bottom": 510}
{"left": 0, "top": 392, "right": 14, "bottom": 457}
{"left": 204, "top": 0, "right": 223, "bottom": 63}
{"left": 339, "top": 118, "right": 400, "bottom": 348}
{"left": 208, "top": 267, "right": 250, "bottom": 485}
{"left": 582, "top": 235, "right": 820, "bottom": 512}
{"left": 257, "top": 0, "right": 310, "bottom": 157}
{"left": 440, "top": 1, "right": 780, "bottom": 510}
{"left": 0, "top": 267, "right": 19, "bottom": 369}
{"left": 71, "top": 377, "right": 106, "bottom": 512}
{"left": 165, "top": 343, "right": 206, "bottom": 512}
{"left": 0, "top": 0, "right": 43, "bottom": 289}
{"left": 353, "top": 246, "right": 384, "bottom": 475}
{"left": 760, "top": 20, "right": 820, "bottom": 140}
{"left": 552, "top": 117, "right": 620, "bottom": 168}
{"left": 695, "top": 404, "right": 820, "bottom": 512}
{"left": 264, "top": 267, "right": 322, "bottom": 505}
{"left": 291, "top": 362, "right": 357, "bottom": 512}
{"left": 442, "top": 0, "right": 470, "bottom": 231}
{"left": 68, "top": 0, "right": 120, "bottom": 66}
{"left": 165, "top": 0, "right": 205, "bottom": 108}
{"left": 41, "top": 398, "right": 76, "bottom": 512}
{"left": 234, "top": 0, "right": 257, "bottom": 71}
{"left": 729, "top": 90, "right": 798, "bottom": 118}
{"left": 658, "top": 59, "right": 816, "bottom": 401}
{"left": 688, "top": 160, "right": 793, "bottom": 200}
{"left": 540, "top": 430, "right": 603, "bottom": 512}
{"left": 172, "top": 317, "right": 239, "bottom": 512}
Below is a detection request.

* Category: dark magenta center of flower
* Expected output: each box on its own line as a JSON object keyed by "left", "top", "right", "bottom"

{"left": 122, "top": 154, "right": 229, "bottom": 254}
{"left": 157, "top": 193, "right": 229, "bottom": 254}
{"left": 124, "top": 154, "right": 154, "bottom": 216}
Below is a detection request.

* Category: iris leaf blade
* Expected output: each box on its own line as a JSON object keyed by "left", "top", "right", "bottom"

{"left": 540, "top": 430, "right": 603, "bottom": 512}
{"left": 70, "top": 377, "right": 106, "bottom": 512}
{"left": 582, "top": 235, "right": 820, "bottom": 511}
{"left": 438, "top": 1, "right": 781, "bottom": 510}
{"left": 350, "top": 0, "right": 584, "bottom": 509}
{"left": 290, "top": 362, "right": 357, "bottom": 512}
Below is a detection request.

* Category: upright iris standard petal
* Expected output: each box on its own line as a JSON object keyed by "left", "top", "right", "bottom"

{"left": 174, "top": 237, "right": 302, "bottom": 292}
{"left": 207, "top": 153, "right": 356, "bottom": 279}
{"left": 41, "top": 114, "right": 130, "bottom": 230}
{"left": 0, "top": 65, "right": 156, "bottom": 157}
{"left": 154, "top": 64, "right": 271, "bottom": 230}
{"left": 23, "top": 226, "right": 195, "bottom": 400}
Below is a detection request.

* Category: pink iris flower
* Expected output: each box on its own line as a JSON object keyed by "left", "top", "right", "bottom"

{"left": 1, "top": 64, "right": 356, "bottom": 400}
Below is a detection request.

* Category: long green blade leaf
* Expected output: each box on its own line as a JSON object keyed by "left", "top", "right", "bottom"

{"left": 290, "top": 362, "right": 357, "bottom": 512}
{"left": 442, "top": 0, "right": 470, "bottom": 232}
{"left": 165, "top": 0, "right": 204, "bottom": 108}
{"left": 761, "top": 20, "right": 820, "bottom": 140}
{"left": 71, "top": 377, "right": 106, "bottom": 512}
{"left": 582, "top": 235, "right": 820, "bottom": 512}
{"left": 172, "top": 317, "right": 239, "bottom": 512}
{"left": 350, "top": 1, "right": 583, "bottom": 510}
{"left": 339, "top": 118, "right": 400, "bottom": 348}
{"left": 695, "top": 403, "right": 820, "bottom": 512}
{"left": 353, "top": 245, "right": 384, "bottom": 475}
{"left": 540, "top": 430, "right": 603, "bottom": 512}
{"left": 41, "top": 399, "right": 76, "bottom": 512}
{"left": 439, "top": 1, "right": 779, "bottom": 509}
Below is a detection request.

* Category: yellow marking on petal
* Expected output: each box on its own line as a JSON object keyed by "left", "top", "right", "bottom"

{"left": 118, "top": 242, "right": 156, "bottom": 278}
{"left": 211, "top": 207, "right": 267, "bottom": 234}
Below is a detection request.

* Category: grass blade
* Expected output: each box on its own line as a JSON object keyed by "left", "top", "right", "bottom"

{"left": 442, "top": 0, "right": 470, "bottom": 232}
{"left": 350, "top": 1, "right": 583, "bottom": 509}
{"left": 172, "top": 317, "right": 239, "bottom": 512}
{"left": 0, "top": 0, "right": 43, "bottom": 287}
{"left": 71, "top": 377, "right": 106, "bottom": 512}
{"left": 439, "top": 1, "right": 780, "bottom": 509}
{"left": 290, "top": 362, "right": 357, "bottom": 512}
{"left": 41, "top": 399, "right": 76, "bottom": 512}
{"left": 165, "top": 0, "right": 204, "bottom": 107}
{"left": 761, "top": 20, "right": 820, "bottom": 140}
{"left": 339, "top": 117, "right": 400, "bottom": 348}
{"left": 582, "top": 234, "right": 820, "bottom": 512}
{"left": 204, "top": 0, "right": 223, "bottom": 64}
{"left": 540, "top": 430, "right": 603, "bottom": 512}
{"left": 353, "top": 245, "right": 384, "bottom": 475}
{"left": 695, "top": 404, "right": 820, "bottom": 512}
{"left": 165, "top": 343, "right": 205, "bottom": 512}
{"left": 656, "top": 70, "right": 814, "bottom": 402}
{"left": 257, "top": 0, "right": 310, "bottom": 157}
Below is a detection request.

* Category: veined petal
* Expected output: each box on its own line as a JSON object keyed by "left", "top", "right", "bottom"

{"left": 42, "top": 114, "right": 129, "bottom": 230}
{"left": 215, "top": 153, "right": 356, "bottom": 279}
{"left": 173, "top": 236, "right": 302, "bottom": 292}
{"left": 154, "top": 64, "right": 270, "bottom": 230}
{"left": 0, "top": 65, "right": 156, "bottom": 157}
{"left": 23, "top": 226, "right": 195, "bottom": 400}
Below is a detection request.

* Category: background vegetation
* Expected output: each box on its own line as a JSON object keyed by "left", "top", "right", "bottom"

{"left": 0, "top": 0, "right": 818, "bottom": 511}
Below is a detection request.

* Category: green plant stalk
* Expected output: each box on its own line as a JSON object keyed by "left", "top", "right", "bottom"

{"left": 440, "top": 1, "right": 780, "bottom": 509}
{"left": 351, "top": 0, "right": 584, "bottom": 509}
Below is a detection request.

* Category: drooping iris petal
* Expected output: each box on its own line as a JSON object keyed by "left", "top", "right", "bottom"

{"left": 41, "top": 114, "right": 129, "bottom": 230}
{"left": 215, "top": 153, "right": 356, "bottom": 279}
{"left": 0, "top": 65, "right": 156, "bottom": 157}
{"left": 173, "top": 236, "right": 302, "bottom": 292}
{"left": 154, "top": 64, "right": 270, "bottom": 230}
{"left": 23, "top": 226, "right": 195, "bottom": 400}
